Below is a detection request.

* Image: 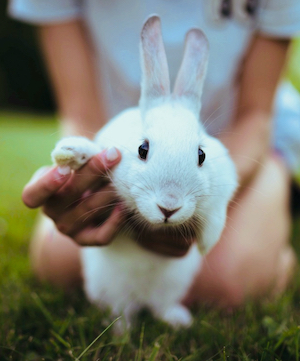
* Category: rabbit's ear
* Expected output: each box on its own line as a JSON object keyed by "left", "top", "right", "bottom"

{"left": 139, "top": 15, "right": 170, "bottom": 111}
{"left": 173, "top": 29, "right": 209, "bottom": 115}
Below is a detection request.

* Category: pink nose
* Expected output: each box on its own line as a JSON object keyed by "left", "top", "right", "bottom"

{"left": 158, "top": 205, "right": 181, "bottom": 218}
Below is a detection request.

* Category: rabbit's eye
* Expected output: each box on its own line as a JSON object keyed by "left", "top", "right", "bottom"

{"left": 198, "top": 148, "right": 205, "bottom": 166}
{"left": 138, "top": 140, "right": 149, "bottom": 160}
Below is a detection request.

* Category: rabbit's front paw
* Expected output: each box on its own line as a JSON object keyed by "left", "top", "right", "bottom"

{"left": 160, "top": 304, "right": 193, "bottom": 328}
{"left": 51, "top": 136, "right": 100, "bottom": 174}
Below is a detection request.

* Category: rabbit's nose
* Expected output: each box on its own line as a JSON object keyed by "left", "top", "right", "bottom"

{"left": 158, "top": 205, "right": 181, "bottom": 218}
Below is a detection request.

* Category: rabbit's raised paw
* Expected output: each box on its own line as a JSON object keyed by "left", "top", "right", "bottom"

{"left": 51, "top": 136, "right": 100, "bottom": 174}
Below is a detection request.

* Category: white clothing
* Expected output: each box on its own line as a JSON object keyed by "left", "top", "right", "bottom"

{"left": 8, "top": 0, "right": 300, "bottom": 174}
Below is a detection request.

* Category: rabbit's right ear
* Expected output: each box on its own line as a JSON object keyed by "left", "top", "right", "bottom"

{"left": 173, "top": 29, "right": 209, "bottom": 115}
{"left": 139, "top": 15, "right": 170, "bottom": 111}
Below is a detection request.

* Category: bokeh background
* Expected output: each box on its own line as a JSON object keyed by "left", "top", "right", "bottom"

{"left": 0, "top": 1, "right": 55, "bottom": 113}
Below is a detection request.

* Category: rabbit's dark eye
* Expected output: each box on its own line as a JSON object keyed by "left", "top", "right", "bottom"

{"left": 138, "top": 140, "right": 149, "bottom": 160}
{"left": 220, "top": 0, "right": 231, "bottom": 17}
{"left": 198, "top": 148, "right": 205, "bottom": 166}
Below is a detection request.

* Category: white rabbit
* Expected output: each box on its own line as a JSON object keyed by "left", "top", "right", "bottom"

{"left": 51, "top": 15, "right": 238, "bottom": 330}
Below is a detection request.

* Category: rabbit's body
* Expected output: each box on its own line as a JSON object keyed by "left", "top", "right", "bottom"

{"left": 82, "top": 232, "right": 200, "bottom": 327}
{"left": 51, "top": 16, "right": 238, "bottom": 329}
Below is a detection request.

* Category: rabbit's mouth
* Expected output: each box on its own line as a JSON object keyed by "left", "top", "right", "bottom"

{"left": 125, "top": 210, "right": 200, "bottom": 237}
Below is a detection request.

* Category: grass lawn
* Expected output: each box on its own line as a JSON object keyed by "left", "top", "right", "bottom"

{"left": 0, "top": 111, "right": 300, "bottom": 361}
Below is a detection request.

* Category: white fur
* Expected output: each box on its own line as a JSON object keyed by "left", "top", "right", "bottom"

{"left": 51, "top": 136, "right": 100, "bottom": 173}
{"left": 82, "top": 238, "right": 200, "bottom": 328}
{"left": 51, "top": 15, "right": 238, "bottom": 330}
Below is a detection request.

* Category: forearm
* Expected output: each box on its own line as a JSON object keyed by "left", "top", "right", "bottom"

{"left": 220, "top": 109, "right": 272, "bottom": 187}
{"left": 38, "top": 21, "right": 107, "bottom": 138}
{"left": 221, "top": 34, "right": 290, "bottom": 188}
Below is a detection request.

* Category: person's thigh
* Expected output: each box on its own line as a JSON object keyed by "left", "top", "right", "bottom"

{"left": 184, "top": 155, "right": 296, "bottom": 307}
{"left": 30, "top": 213, "right": 82, "bottom": 289}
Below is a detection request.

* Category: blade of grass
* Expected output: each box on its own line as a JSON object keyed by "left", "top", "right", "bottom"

{"left": 75, "top": 316, "right": 121, "bottom": 360}
{"left": 50, "top": 329, "right": 71, "bottom": 349}
{"left": 31, "top": 292, "right": 55, "bottom": 326}
{"left": 296, "top": 326, "right": 300, "bottom": 361}
{"left": 148, "top": 341, "right": 161, "bottom": 361}
{"left": 275, "top": 326, "right": 299, "bottom": 350}
{"left": 135, "top": 323, "right": 145, "bottom": 361}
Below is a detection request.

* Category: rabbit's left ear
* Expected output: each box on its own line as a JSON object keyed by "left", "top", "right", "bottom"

{"left": 139, "top": 15, "right": 170, "bottom": 111}
{"left": 173, "top": 29, "right": 209, "bottom": 115}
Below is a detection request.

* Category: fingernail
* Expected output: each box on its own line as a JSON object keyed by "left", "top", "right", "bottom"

{"left": 105, "top": 147, "right": 119, "bottom": 162}
{"left": 53, "top": 167, "right": 71, "bottom": 181}
{"left": 57, "top": 165, "right": 71, "bottom": 175}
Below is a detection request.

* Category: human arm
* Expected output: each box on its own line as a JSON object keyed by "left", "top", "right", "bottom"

{"left": 22, "top": 20, "right": 124, "bottom": 245}
{"left": 38, "top": 20, "right": 108, "bottom": 138}
{"left": 220, "top": 34, "right": 290, "bottom": 188}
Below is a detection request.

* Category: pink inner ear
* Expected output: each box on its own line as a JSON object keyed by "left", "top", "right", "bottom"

{"left": 141, "top": 15, "right": 162, "bottom": 46}
{"left": 173, "top": 28, "right": 209, "bottom": 111}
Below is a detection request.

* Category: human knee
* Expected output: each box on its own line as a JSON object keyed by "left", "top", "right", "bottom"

{"left": 29, "top": 216, "right": 82, "bottom": 289}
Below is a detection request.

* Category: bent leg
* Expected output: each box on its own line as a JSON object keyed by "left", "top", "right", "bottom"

{"left": 30, "top": 213, "right": 82, "bottom": 289}
{"left": 184, "top": 155, "right": 297, "bottom": 307}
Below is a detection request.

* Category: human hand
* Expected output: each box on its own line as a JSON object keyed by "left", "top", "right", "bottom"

{"left": 133, "top": 224, "right": 196, "bottom": 257}
{"left": 23, "top": 145, "right": 195, "bottom": 255}
{"left": 22, "top": 148, "right": 125, "bottom": 246}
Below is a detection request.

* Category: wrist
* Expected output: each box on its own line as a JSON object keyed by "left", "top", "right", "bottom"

{"left": 59, "top": 116, "right": 107, "bottom": 139}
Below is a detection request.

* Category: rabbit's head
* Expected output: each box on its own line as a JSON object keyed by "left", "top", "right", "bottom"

{"left": 114, "top": 16, "right": 238, "bottom": 253}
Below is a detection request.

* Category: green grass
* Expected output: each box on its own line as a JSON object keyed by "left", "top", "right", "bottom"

{"left": 0, "top": 111, "right": 300, "bottom": 361}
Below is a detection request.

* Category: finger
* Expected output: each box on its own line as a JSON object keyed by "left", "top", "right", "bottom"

{"left": 28, "top": 166, "right": 51, "bottom": 184}
{"left": 22, "top": 166, "right": 71, "bottom": 208}
{"left": 56, "top": 147, "right": 121, "bottom": 202}
{"left": 52, "top": 183, "right": 117, "bottom": 234}
{"left": 74, "top": 204, "right": 125, "bottom": 246}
